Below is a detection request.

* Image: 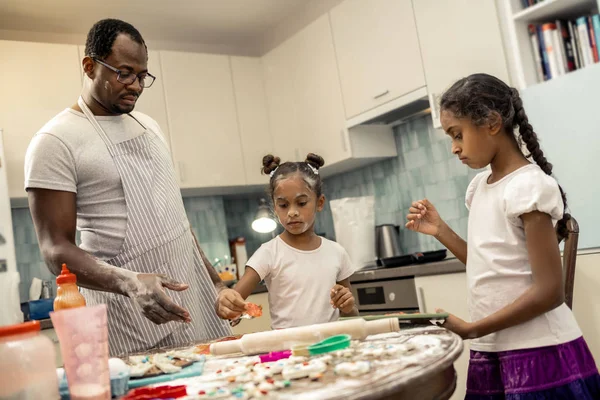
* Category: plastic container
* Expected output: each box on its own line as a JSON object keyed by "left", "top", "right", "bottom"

{"left": 57, "top": 358, "right": 130, "bottom": 399}
{"left": 54, "top": 263, "right": 86, "bottom": 311}
{"left": 308, "top": 334, "right": 351, "bottom": 355}
{"left": 0, "top": 320, "right": 60, "bottom": 399}
{"left": 51, "top": 304, "right": 110, "bottom": 400}
{"left": 29, "top": 298, "right": 55, "bottom": 320}
{"left": 210, "top": 318, "right": 399, "bottom": 356}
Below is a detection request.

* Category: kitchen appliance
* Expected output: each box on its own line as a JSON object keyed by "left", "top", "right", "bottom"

{"left": 375, "top": 224, "right": 402, "bottom": 260}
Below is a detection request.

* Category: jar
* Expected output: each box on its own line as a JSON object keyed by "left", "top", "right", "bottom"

{"left": 0, "top": 320, "right": 59, "bottom": 399}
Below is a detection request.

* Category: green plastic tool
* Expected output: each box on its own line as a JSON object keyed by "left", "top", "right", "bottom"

{"left": 307, "top": 334, "right": 351, "bottom": 355}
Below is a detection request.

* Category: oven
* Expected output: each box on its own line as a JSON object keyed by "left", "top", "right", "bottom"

{"left": 351, "top": 276, "right": 420, "bottom": 315}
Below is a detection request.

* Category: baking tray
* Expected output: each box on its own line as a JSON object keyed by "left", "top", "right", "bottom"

{"left": 340, "top": 312, "right": 448, "bottom": 324}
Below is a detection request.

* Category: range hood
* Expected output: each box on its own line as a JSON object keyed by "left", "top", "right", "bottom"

{"left": 346, "top": 86, "right": 435, "bottom": 128}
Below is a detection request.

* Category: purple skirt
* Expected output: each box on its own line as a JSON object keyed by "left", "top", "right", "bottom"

{"left": 465, "top": 337, "right": 600, "bottom": 399}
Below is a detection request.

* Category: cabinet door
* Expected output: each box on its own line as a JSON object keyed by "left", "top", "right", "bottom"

{"left": 77, "top": 47, "right": 172, "bottom": 150}
{"left": 292, "top": 14, "right": 349, "bottom": 166}
{"left": 413, "top": 0, "right": 509, "bottom": 127}
{"left": 0, "top": 41, "right": 82, "bottom": 199}
{"left": 415, "top": 272, "right": 469, "bottom": 400}
{"left": 330, "top": 0, "right": 426, "bottom": 119}
{"left": 161, "top": 51, "right": 245, "bottom": 188}
{"left": 230, "top": 57, "right": 273, "bottom": 186}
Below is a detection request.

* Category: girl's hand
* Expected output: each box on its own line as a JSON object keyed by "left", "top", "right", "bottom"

{"left": 405, "top": 199, "right": 444, "bottom": 237}
{"left": 436, "top": 308, "right": 476, "bottom": 340}
{"left": 216, "top": 288, "right": 246, "bottom": 320}
{"left": 330, "top": 284, "right": 355, "bottom": 314}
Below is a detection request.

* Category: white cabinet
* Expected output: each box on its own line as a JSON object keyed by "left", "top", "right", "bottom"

{"left": 329, "top": 0, "right": 426, "bottom": 119}
{"left": 231, "top": 291, "right": 272, "bottom": 335}
{"left": 76, "top": 47, "right": 172, "bottom": 149}
{"left": 262, "top": 15, "right": 397, "bottom": 174}
{"left": 412, "top": 0, "right": 509, "bottom": 127}
{"left": 230, "top": 57, "right": 273, "bottom": 186}
{"left": 0, "top": 41, "right": 82, "bottom": 199}
{"left": 161, "top": 51, "right": 245, "bottom": 188}
{"left": 572, "top": 252, "right": 600, "bottom": 369}
{"left": 415, "top": 272, "right": 469, "bottom": 400}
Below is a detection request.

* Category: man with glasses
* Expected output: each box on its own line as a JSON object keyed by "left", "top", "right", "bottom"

{"left": 25, "top": 19, "right": 242, "bottom": 355}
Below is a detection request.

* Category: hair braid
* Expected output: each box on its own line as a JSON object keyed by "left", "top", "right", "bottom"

{"left": 511, "top": 89, "right": 570, "bottom": 241}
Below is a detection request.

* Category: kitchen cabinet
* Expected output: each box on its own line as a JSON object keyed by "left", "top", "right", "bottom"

{"left": 161, "top": 51, "right": 245, "bottom": 188}
{"left": 76, "top": 47, "right": 172, "bottom": 150}
{"left": 231, "top": 291, "right": 272, "bottom": 335}
{"left": 230, "top": 57, "right": 273, "bottom": 186}
{"left": 412, "top": 0, "right": 509, "bottom": 128}
{"left": 262, "top": 14, "right": 397, "bottom": 174}
{"left": 329, "top": 0, "right": 426, "bottom": 119}
{"left": 572, "top": 252, "right": 600, "bottom": 369}
{"left": 415, "top": 272, "right": 469, "bottom": 400}
{"left": 0, "top": 40, "right": 82, "bottom": 199}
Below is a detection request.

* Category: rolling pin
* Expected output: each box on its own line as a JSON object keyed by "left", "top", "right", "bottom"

{"left": 211, "top": 318, "right": 399, "bottom": 356}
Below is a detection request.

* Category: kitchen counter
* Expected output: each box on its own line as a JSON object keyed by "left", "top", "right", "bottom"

{"left": 349, "top": 257, "right": 465, "bottom": 283}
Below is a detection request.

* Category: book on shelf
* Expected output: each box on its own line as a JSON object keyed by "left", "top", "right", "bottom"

{"left": 521, "top": 0, "right": 545, "bottom": 10}
{"left": 528, "top": 13, "right": 600, "bottom": 83}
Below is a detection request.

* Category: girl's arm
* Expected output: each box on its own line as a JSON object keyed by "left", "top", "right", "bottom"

{"left": 446, "top": 211, "right": 564, "bottom": 339}
{"left": 406, "top": 199, "right": 468, "bottom": 264}
{"left": 233, "top": 267, "right": 262, "bottom": 300}
{"left": 331, "top": 278, "right": 359, "bottom": 317}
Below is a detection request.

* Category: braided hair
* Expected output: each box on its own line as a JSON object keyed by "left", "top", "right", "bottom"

{"left": 440, "top": 73, "right": 570, "bottom": 241}
{"left": 262, "top": 153, "right": 325, "bottom": 200}
{"left": 85, "top": 18, "right": 146, "bottom": 59}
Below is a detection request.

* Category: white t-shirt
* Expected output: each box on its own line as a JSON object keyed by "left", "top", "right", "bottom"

{"left": 246, "top": 236, "right": 355, "bottom": 329}
{"left": 24, "top": 108, "right": 169, "bottom": 260}
{"left": 466, "top": 164, "right": 582, "bottom": 352}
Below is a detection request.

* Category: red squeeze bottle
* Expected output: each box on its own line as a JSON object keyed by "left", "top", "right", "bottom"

{"left": 54, "top": 263, "right": 86, "bottom": 311}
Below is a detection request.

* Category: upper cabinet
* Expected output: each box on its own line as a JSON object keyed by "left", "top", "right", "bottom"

{"left": 412, "top": 0, "right": 509, "bottom": 126}
{"left": 230, "top": 57, "right": 273, "bottom": 186}
{"left": 263, "top": 14, "right": 397, "bottom": 173}
{"left": 329, "top": 0, "right": 426, "bottom": 120}
{"left": 161, "top": 51, "right": 246, "bottom": 189}
{"left": 0, "top": 41, "right": 82, "bottom": 199}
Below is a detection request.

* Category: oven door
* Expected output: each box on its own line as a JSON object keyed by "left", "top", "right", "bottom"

{"left": 351, "top": 277, "right": 419, "bottom": 314}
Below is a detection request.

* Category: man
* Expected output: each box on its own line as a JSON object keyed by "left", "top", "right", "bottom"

{"left": 25, "top": 18, "right": 245, "bottom": 356}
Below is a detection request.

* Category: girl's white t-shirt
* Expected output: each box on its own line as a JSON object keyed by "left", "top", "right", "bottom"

{"left": 246, "top": 236, "right": 355, "bottom": 329}
{"left": 466, "top": 163, "right": 582, "bottom": 352}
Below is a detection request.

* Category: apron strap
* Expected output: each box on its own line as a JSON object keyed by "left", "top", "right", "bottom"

{"left": 77, "top": 96, "right": 113, "bottom": 146}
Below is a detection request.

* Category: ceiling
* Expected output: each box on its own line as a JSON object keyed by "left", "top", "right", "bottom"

{"left": 0, "top": 0, "right": 309, "bottom": 54}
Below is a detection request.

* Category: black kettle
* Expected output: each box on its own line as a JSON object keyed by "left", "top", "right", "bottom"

{"left": 375, "top": 224, "right": 402, "bottom": 260}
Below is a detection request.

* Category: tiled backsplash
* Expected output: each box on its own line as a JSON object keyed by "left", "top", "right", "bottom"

{"left": 11, "top": 114, "right": 479, "bottom": 301}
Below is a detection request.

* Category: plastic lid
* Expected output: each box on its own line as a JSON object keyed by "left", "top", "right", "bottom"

{"left": 308, "top": 334, "right": 351, "bottom": 355}
{"left": 0, "top": 320, "right": 40, "bottom": 338}
{"left": 56, "top": 263, "right": 77, "bottom": 285}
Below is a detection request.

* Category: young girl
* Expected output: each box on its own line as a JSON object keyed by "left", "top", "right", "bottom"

{"left": 217, "top": 153, "right": 359, "bottom": 329}
{"left": 406, "top": 74, "right": 599, "bottom": 399}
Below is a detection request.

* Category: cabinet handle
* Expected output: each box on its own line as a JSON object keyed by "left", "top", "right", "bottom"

{"left": 429, "top": 92, "right": 442, "bottom": 129}
{"left": 340, "top": 129, "right": 348, "bottom": 152}
{"left": 373, "top": 89, "right": 389, "bottom": 99}
{"left": 417, "top": 286, "right": 426, "bottom": 313}
{"left": 178, "top": 161, "right": 185, "bottom": 182}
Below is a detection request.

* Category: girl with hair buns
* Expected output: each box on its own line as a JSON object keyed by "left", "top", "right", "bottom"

{"left": 406, "top": 74, "right": 599, "bottom": 399}
{"left": 216, "top": 153, "right": 358, "bottom": 329}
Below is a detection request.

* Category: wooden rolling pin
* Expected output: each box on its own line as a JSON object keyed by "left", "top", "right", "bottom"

{"left": 211, "top": 318, "right": 400, "bottom": 356}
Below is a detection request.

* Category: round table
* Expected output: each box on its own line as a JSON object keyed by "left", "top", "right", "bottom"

{"left": 183, "top": 326, "right": 464, "bottom": 400}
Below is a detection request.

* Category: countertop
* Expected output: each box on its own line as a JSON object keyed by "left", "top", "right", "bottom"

{"left": 349, "top": 257, "right": 465, "bottom": 283}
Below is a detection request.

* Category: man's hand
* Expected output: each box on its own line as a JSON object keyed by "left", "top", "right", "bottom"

{"left": 129, "top": 273, "right": 191, "bottom": 325}
{"left": 330, "top": 284, "right": 356, "bottom": 314}
{"left": 216, "top": 288, "right": 246, "bottom": 320}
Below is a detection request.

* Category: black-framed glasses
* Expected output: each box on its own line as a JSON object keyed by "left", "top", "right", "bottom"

{"left": 92, "top": 57, "right": 156, "bottom": 88}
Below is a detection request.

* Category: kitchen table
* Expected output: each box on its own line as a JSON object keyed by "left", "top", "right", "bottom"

{"left": 139, "top": 326, "right": 463, "bottom": 400}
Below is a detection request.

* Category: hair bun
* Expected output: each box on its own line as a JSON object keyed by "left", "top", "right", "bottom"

{"left": 262, "top": 154, "right": 281, "bottom": 175}
{"left": 305, "top": 153, "right": 325, "bottom": 170}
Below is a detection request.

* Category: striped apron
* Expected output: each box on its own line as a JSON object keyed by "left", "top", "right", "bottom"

{"left": 77, "top": 97, "right": 231, "bottom": 356}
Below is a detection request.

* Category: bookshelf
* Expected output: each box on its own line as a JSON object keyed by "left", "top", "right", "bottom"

{"left": 502, "top": 0, "right": 600, "bottom": 89}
